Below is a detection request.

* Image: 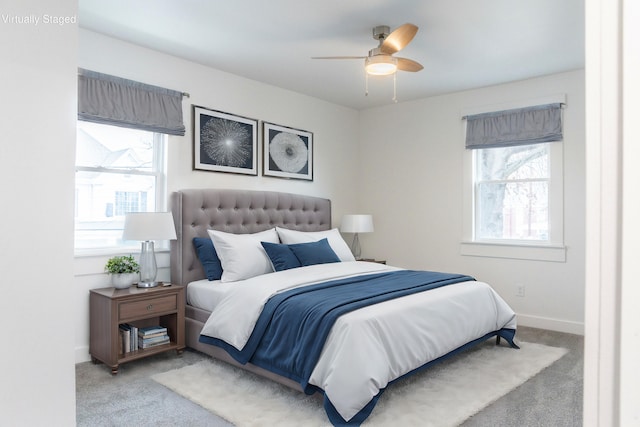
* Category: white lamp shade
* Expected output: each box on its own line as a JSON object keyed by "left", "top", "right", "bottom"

{"left": 340, "top": 214, "right": 374, "bottom": 233}
{"left": 122, "top": 212, "right": 177, "bottom": 241}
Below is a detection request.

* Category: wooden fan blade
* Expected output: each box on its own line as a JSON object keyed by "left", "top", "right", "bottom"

{"left": 311, "top": 56, "right": 366, "bottom": 59}
{"left": 380, "top": 23, "right": 418, "bottom": 55}
{"left": 397, "top": 57, "right": 424, "bottom": 72}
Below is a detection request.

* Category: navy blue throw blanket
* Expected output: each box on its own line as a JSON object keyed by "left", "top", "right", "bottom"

{"left": 200, "top": 270, "right": 483, "bottom": 424}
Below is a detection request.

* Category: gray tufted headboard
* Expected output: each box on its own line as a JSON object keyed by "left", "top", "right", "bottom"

{"left": 170, "top": 188, "right": 332, "bottom": 286}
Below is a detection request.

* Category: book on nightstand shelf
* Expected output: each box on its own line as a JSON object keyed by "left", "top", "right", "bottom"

{"left": 138, "top": 326, "right": 167, "bottom": 337}
{"left": 119, "top": 324, "right": 131, "bottom": 354}
{"left": 119, "top": 324, "right": 169, "bottom": 352}
{"left": 119, "top": 323, "right": 142, "bottom": 353}
{"left": 137, "top": 325, "right": 170, "bottom": 349}
{"left": 138, "top": 334, "right": 170, "bottom": 349}
{"left": 131, "top": 325, "right": 138, "bottom": 350}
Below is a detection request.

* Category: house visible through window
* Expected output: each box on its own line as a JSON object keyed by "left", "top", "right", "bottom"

{"left": 115, "top": 191, "right": 148, "bottom": 216}
{"left": 75, "top": 121, "right": 166, "bottom": 250}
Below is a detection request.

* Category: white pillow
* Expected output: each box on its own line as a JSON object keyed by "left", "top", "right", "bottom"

{"left": 207, "top": 228, "right": 279, "bottom": 282}
{"left": 275, "top": 227, "right": 356, "bottom": 262}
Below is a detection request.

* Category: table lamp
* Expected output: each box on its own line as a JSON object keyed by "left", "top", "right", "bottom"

{"left": 340, "top": 214, "right": 374, "bottom": 259}
{"left": 122, "top": 212, "right": 177, "bottom": 287}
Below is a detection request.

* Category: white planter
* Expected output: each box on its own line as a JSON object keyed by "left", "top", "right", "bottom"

{"left": 111, "top": 273, "right": 138, "bottom": 289}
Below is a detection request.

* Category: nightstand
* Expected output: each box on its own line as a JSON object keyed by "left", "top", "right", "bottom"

{"left": 359, "top": 258, "right": 387, "bottom": 264}
{"left": 89, "top": 284, "right": 185, "bottom": 374}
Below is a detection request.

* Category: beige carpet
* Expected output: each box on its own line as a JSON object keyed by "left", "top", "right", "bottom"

{"left": 152, "top": 341, "right": 567, "bottom": 426}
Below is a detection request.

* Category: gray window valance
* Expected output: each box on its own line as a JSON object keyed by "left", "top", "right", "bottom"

{"left": 78, "top": 68, "right": 186, "bottom": 136}
{"left": 464, "top": 103, "right": 562, "bottom": 149}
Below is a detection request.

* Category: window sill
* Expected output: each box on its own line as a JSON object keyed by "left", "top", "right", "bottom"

{"left": 459, "top": 241, "right": 566, "bottom": 262}
{"left": 74, "top": 247, "right": 171, "bottom": 277}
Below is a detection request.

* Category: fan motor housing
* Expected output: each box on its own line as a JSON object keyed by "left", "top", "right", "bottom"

{"left": 372, "top": 25, "right": 390, "bottom": 41}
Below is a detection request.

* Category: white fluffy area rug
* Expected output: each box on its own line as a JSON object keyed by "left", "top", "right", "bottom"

{"left": 152, "top": 341, "right": 567, "bottom": 427}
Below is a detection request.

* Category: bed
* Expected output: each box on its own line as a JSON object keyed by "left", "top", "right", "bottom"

{"left": 170, "top": 188, "right": 517, "bottom": 426}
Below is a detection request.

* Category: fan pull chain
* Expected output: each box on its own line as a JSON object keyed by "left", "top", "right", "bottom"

{"left": 365, "top": 71, "right": 369, "bottom": 96}
{"left": 393, "top": 73, "right": 397, "bottom": 103}
{"left": 364, "top": 71, "right": 398, "bottom": 102}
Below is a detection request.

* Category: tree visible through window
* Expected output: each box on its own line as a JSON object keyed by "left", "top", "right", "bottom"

{"left": 75, "top": 121, "right": 165, "bottom": 250}
{"left": 475, "top": 143, "right": 550, "bottom": 241}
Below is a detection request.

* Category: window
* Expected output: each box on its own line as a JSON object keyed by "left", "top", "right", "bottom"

{"left": 461, "top": 100, "right": 565, "bottom": 261}
{"left": 474, "top": 143, "right": 550, "bottom": 242}
{"left": 75, "top": 121, "right": 166, "bottom": 251}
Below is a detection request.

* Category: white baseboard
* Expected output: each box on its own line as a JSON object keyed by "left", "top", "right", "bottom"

{"left": 517, "top": 313, "right": 584, "bottom": 335}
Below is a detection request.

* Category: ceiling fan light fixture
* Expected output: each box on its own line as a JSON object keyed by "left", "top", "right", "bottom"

{"left": 365, "top": 55, "right": 398, "bottom": 76}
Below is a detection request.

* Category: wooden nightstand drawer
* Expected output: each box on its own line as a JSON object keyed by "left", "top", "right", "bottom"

{"left": 119, "top": 294, "right": 177, "bottom": 321}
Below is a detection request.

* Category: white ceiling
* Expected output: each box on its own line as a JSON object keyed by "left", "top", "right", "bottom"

{"left": 78, "top": 0, "right": 584, "bottom": 110}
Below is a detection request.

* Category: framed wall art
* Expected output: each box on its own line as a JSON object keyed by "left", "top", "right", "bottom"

{"left": 193, "top": 106, "right": 258, "bottom": 175}
{"left": 263, "top": 122, "right": 313, "bottom": 181}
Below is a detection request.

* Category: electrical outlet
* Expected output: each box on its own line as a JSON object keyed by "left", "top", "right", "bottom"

{"left": 516, "top": 284, "right": 526, "bottom": 297}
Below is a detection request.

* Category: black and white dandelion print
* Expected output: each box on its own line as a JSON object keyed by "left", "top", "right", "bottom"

{"left": 200, "top": 117, "right": 253, "bottom": 168}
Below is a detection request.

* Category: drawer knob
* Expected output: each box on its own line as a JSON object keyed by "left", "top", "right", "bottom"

{"left": 146, "top": 304, "right": 153, "bottom": 311}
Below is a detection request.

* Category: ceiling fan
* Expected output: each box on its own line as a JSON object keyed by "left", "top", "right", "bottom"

{"left": 312, "top": 23, "right": 424, "bottom": 77}
{"left": 312, "top": 23, "right": 423, "bottom": 102}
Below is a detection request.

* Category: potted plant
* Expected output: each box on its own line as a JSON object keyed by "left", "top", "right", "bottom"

{"left": 105, "top": 255, "right": 140, "bottom": 289}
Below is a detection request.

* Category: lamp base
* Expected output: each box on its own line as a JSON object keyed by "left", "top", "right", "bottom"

{"left": 351, "top": 233, "right": 362, "bottom": 260}
{"left": 138, "top": 240, "right": 159, "bottom": 288}
{"left": 137, "top": 281, "right": 160, "bottom": 288}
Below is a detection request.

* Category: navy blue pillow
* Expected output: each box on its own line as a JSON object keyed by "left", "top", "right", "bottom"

{"left": 193, "top": 237, "right": 223, "bottom": 281}
{"left": 288, "top": 238, "right": 341, "bottom": 266}
{"left": 261, "top": 241, "right": 302, "bottom": 271}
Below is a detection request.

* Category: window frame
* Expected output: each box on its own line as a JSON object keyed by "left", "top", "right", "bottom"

{"left": 460, "top": 96, "right": 566, "bottom": 262}
{"left": 74, "top": 124, "right": 168, "bottom": 255}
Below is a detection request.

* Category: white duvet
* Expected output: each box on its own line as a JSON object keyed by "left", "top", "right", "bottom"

{"left": 200, "top": 262, "right": 517, "bottom": 422}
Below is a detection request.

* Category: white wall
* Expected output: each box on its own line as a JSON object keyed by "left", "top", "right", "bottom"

{"left": 619, "top": 0, "right": 640, "bottom": 422}
{"left": 584, "top": 0, "right": 640, "bottom": 423}
{"left": 74, "top": 29, "right": 360, "bottom": 362}
{"left": 73, "top": 29, "right": 586, "bottom": 363}
{"left": 358, "top": 70, "right": 585, "bottom": 334}
{"left": 0, "top": 0, "right": 77, "bottom": 425}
